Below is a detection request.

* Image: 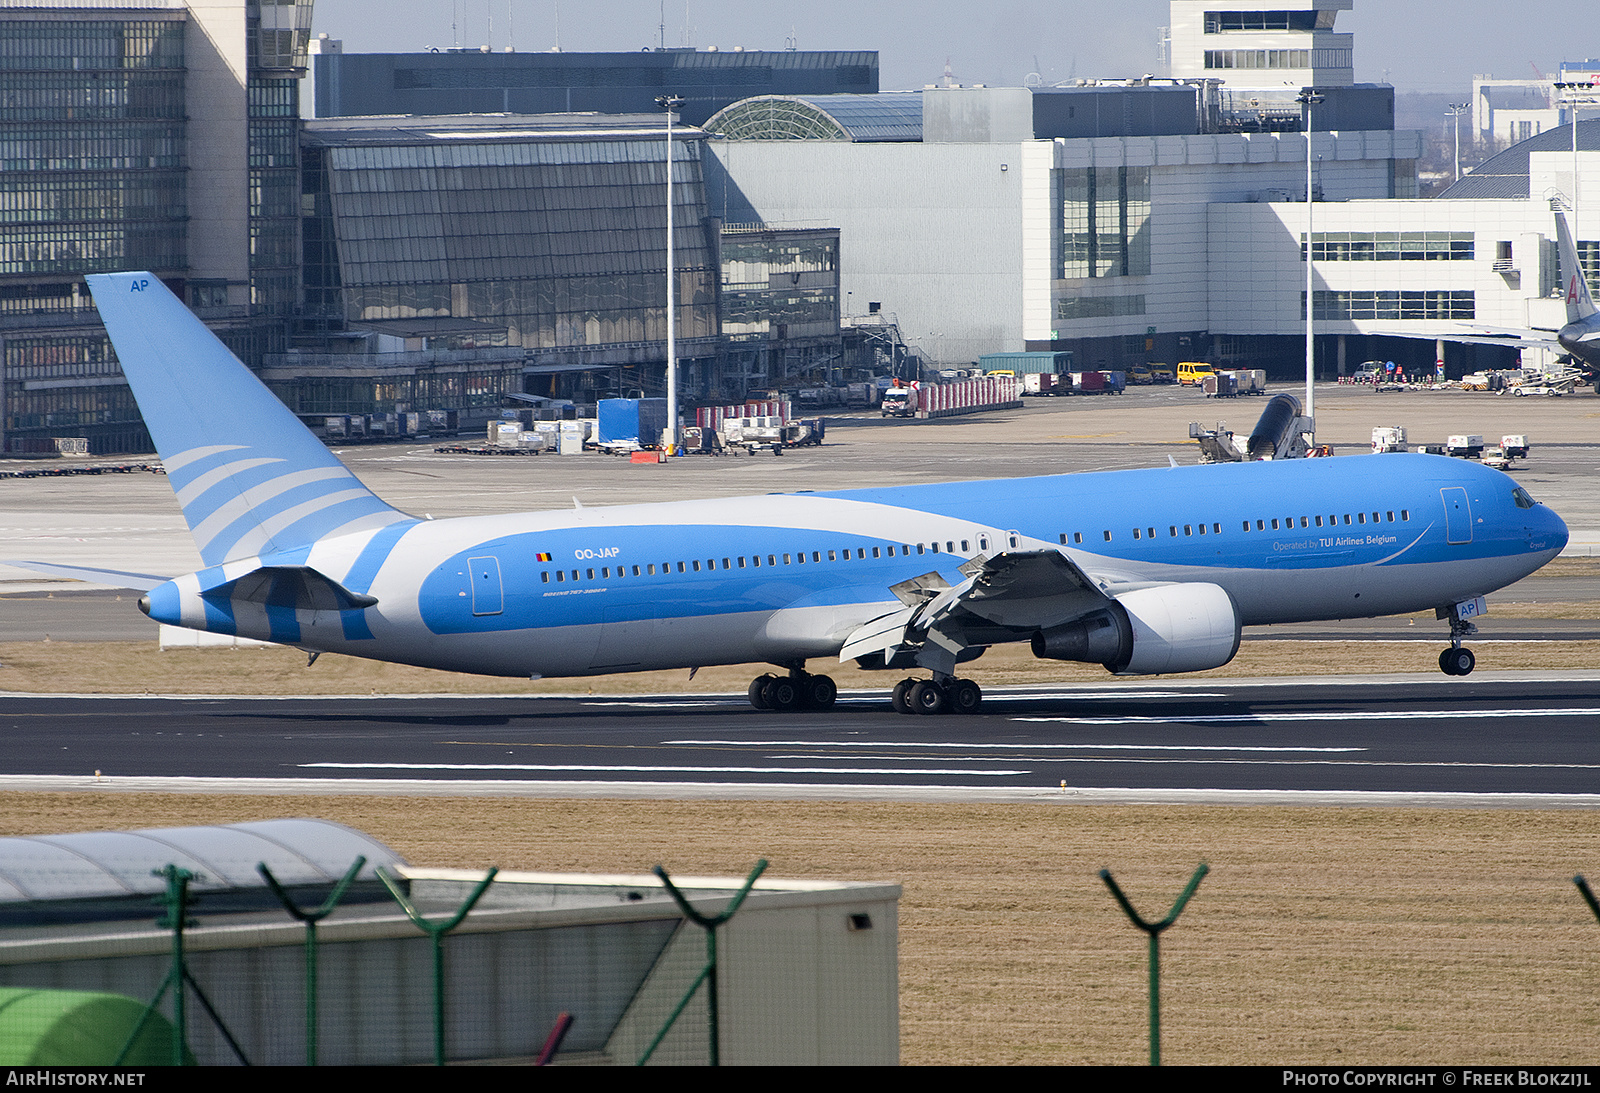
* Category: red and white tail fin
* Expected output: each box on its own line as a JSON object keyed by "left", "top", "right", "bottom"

{"left": 1555, "top": 210, "right": 1598, "bottom": 324}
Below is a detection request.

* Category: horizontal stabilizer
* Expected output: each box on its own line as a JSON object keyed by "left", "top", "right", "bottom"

{"left": 4, "top": 560, "right": 169, "bottom": 592}
{"left": 202, "top": 566, "right": 379, "bottom": 612}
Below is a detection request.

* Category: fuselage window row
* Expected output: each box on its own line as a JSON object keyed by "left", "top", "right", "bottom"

{"left": 533, "top": 537, "right": 980, "bottom": 586}
{"left": 1244, "top": 509, "right": 1412, "bottom": 532}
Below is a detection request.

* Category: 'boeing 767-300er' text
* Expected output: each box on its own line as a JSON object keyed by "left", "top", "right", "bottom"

{"left": 12, "top": 272, "right": 1569, "bottom": 714}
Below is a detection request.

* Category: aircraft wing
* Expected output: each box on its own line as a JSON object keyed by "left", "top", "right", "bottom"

{"left": 1361, "top": 323, "right": 1564, "bottom": 351}
{"left": 926, "top": 549, "right": 1110, "bottom": 630}
{"left": 4, "top": 560, "right": 170, "bottom": 591}
{"left": 840, "top": 548, "right": 1113, "bottom": 671}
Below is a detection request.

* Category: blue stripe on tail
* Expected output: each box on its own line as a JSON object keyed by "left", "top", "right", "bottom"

{"left": 86, "top": 273, "right": 412, "bottom": 567}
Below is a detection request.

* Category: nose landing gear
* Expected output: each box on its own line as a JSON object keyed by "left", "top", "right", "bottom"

{"left": 1438, "top": 600, "right": 1481, "bottom": 676}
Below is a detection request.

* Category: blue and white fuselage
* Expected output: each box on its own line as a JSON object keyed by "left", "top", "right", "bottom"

{"left": 45, "top": 271, "right": 1566, "bottom": 705}
{"left": 141, "top": 454, "right": 1563, "bottom": 678}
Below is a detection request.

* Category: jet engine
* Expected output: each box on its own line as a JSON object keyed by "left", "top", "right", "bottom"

{"left": 1246, "top": 393, "right": 1305, "bottom": 460}
{"left": 1031, "top": 582, "right": 1240, "bottom": 675}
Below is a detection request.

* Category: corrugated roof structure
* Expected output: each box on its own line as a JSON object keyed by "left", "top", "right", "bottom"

{"left": 704, "top": 92, "right": 923, "bottom": 142}
{"left": 1438, "top": 120, "right": 1600, "bottom": 200}
{"left": 0, "top": 819, "right": 404, "bottom": 925}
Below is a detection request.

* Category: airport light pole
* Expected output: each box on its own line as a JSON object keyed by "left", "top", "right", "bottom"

{"left": 1446, "top": 102, "right": 1469, "bottom": 184}
{"left": 1554, "top": 80, "right": 1600, "bottom": 247}
{"left": 657, "top": 93, "right": 684, "bottom": 454}
{"left": 1298, "top": 88, "right": 1323, "bottom": 435}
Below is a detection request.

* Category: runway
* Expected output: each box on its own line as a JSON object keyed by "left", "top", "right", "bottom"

{"left": 5, "top": 673, "right": 1599, "bottom": 805}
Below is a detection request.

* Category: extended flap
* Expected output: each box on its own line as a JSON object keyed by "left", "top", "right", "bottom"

{"left": 839, "top": 603, "right": 920, "bottom": 662}
{"left": 924, "top": 549, "right": 1109, "bottom": 631}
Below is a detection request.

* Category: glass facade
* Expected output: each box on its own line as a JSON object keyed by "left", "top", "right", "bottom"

{"left": 1306, "top": 290, "right": 1475, "bottom": 321}
{"left": 309, "top": 130, "right": 718, "bottom": 351}
{"left": 248, "top": 74, "right": 301, "bottom": 313}
{"left": 720, "top": 228, "right": 839, "bottom": 340}
{"left": 1055, "top": 295, "right": 1146, "bottom": 322}
{"left": 2, "top": 332, "right": 149, "bottom": 452}
{"left": 1, "top": 4, "right": 310, "bottom": 454}
{"left": 0, "top": 12, "right": 188, "bottom": 454}
{"left": 1204, "top": 11, "right": 1330, "bottom": 33}
{"left": 249, "top": 0, "right": 314, "bottom": 72}
{"left": 0, "top": 17, "right": 187, "bottom": 282}
{"left": 1204, "top": 49, "right": 1351, "bottom": 70}
{"left": 1057, "top": 167, "right": 1151, "bottom": 279}
{"left": 1302, "top": 232, "right": 1474, "bottom": 261}
{"left": 1581, "top": 240, "right": 1600, "bottom": 296}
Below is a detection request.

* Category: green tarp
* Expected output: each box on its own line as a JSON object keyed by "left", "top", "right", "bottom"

{"left": 0, "top": 987, "right": 187, "bottom": 1066}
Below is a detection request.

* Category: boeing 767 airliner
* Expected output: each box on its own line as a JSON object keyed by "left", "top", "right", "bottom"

{"left": 12, "top": 273, "right": 1569, "bottom": 715}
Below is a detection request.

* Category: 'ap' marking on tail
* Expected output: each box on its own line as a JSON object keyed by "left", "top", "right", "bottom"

{"left": 86, "top": 272, "right": 413, "bottom": 568}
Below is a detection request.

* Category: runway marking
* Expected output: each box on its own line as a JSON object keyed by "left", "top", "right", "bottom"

{"left": 6, "top": 774, "right": 1600, "bottom": 808}
{"left": 588, "top": 691, "right": 1224, "bottom": 706}
{"left": 299, "top": 762, "right": 1030, "bottom": 777}
{"left": 966, "top": 691, "right": 1227, "bottom": 701}
{"left": 1015, "top": 707, "right": 1600, "bottom": 725}
{"left": 670, "top": 739, "right": 1363, "bottom": 753}
{"left": 577, "top": 701, "right": 728, "bottom": 709}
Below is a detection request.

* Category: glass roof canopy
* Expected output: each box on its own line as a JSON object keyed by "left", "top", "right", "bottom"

{"left": 704, "top": 92, "right": 923, "bottom": 142}
{"left": 0, "top": 819, "right": 404, "bottom": 918}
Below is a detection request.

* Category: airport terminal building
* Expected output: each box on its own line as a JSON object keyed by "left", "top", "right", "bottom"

{"left": 1, "top": 0, "right": 1598, "bottom": 455}
{"left": 0, "top": 0, "right": 312, "bottom": 454}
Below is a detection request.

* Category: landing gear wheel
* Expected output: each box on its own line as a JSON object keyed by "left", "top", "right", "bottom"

{"left": 948, "top": 678, "right": 983, "bottom": 714}
{"left": 804, "top": 674, "right": 837, "bottom": 711}
{"left": 908, "top": 680, "right": 946, "bottom": 715}
{"left": 891, "top": 678, "right": 914, "bottom": 714}
{"left": 748, "top": 674, "right": 775, "bottom": 710}
{"left": 763, "top": 675, "right": 802, "bottom": 710}
{"left": 1440, "top": 647, "right": 1475, "bottom": 676}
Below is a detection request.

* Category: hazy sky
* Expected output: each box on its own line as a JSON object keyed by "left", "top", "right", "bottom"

{"left": 308, "top": 1, "right": 1593, "bottom": 95}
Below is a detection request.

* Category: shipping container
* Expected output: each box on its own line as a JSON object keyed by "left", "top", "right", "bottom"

{"left": 597, "top": 398, "right": 667, "bottom": 448}
{"left": 978, "top": 351, "right": 1074, "bottom": 376}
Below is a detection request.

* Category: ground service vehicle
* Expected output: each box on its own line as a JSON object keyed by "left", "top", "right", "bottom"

{"left": 880, "top": 388, "right": 916, "bottom": 417}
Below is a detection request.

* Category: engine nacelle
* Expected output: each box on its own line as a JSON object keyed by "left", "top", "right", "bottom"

{"left": 1031, "top": 582, "right": 1240, "bottom": 676}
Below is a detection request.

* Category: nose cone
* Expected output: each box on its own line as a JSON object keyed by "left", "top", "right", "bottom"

{"left": 1545, "top": 504, "right": 1570, "bottom": 555}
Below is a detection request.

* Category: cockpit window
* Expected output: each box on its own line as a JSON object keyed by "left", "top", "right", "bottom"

{"left": 1512, "top": 487, "right": 1536, "bottom": 509}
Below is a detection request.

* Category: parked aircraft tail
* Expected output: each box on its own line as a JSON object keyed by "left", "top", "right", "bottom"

{"left": 1555, "top": 210, "right": 1597, "bottom": 324}
{"left": 85, "top": 273, "right": 412, "bottom": 568}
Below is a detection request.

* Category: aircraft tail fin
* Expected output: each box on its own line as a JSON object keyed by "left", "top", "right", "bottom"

{"left": 1555, "top": 210, "right": 1598, "bottom": 324}
{"left": 86, "top": 273, "right": 412, "bottom": 568}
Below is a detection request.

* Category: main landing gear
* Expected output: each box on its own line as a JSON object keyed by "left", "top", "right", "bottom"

{"left": 745, "top": 666, "right": 984, "bottom": 714}
{"left": 890, "top": 675, "right": 982, "bottom": 715}
{"left": 747, "top": 667, "right": 837, "bottom": 712}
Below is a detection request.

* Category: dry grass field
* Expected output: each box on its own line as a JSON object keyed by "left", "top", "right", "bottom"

{"left": 0, "top": 792, "right": 1596, "bottom": 1065}
{"left": 1, "top": 635, "right": 1597, "bottom": 695}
